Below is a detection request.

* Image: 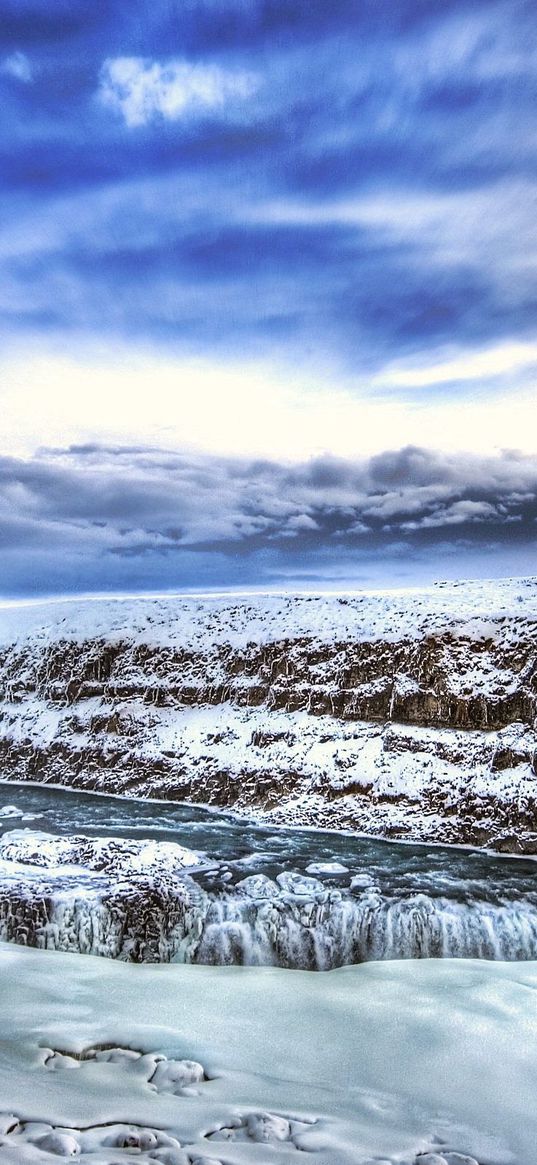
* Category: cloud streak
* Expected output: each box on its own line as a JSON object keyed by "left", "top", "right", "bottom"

{"left": 0, "top": 0, "right": 535, "bottom": 382}
{"left": 0, "top": 51, "right": 32, "bottom": 82}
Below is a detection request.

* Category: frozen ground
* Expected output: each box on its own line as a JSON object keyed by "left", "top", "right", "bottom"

{"left": 0, "top": 942, "right": 536, "bottom": 1164}
{"left": 0, "top": 578, "right": 536, "bottom": 849}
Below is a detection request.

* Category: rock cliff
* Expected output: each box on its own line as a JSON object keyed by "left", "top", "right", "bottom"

{"left": 0, "top": 578, "right": 536, "bottom": 850}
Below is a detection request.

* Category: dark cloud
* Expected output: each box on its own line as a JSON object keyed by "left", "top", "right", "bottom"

{"left": 1, "top": 444, "right": 536, "bottom": 596}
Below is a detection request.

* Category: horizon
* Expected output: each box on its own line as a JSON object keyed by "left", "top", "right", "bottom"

{"left": 0, "top": 571, "right": 535, "bottom": 611}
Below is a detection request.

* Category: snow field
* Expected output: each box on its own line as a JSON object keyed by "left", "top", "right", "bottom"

{"left": 0, "top": 943, "right": 536, "bottom": 1163}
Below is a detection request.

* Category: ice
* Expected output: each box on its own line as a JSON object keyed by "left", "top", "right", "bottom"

{"left": 151, "top": 1059, "right": 205, "bottom": 1094}
{"left": 3, "top": 826, "right": 537, "bottom": 967}
{"left": 306, "top": 861, "right": 349, "bottom": 875}
{"left": 209, "top": 1111, "right": 294, "bottom": 1143}
{"left": 0, "top": 805, "right": 23, "bottom": 819}
{"left": 276, "top": 870, "right": 325, "bottom": 896}
{"left": 0, "top": 830, "right": 205, "bottom": 877}
{"left": 235, "top": 873, "right": 279, "bottom": 898}
{"left": 32, "top": 1130, "right": 80, "bottom": 1155}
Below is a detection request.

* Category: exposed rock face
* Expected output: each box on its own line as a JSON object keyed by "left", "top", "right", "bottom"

{"left": 0, "top": 831, "right": 205, "bottom": 961}
{"left": 0, "top": 579, "right": 536, "bottom": 849}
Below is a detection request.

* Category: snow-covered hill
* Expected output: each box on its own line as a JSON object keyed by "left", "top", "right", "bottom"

{"left": 0, "top": 578, "right": 536, "bottom": 850}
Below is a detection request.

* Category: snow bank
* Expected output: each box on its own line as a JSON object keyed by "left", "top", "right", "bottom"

{"left": 0, "top": 943, "right": 536, "bottom": 1162}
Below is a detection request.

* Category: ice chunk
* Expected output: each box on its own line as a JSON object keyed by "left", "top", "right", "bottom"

{"left": 350, "top": 873, "right": 375, "bottom": 889}
{"left": 246, "top": 1112, "right": 292, "bottom": 1142}
{"left": 151, "top": 1058, "right": 205, "bottom": 1093}
{"left": 306, "top": 861, "right": 349, "bottom": 875}
{"left": 235, "top": 874, "right": 279, "bottom": 898}
{"left": 92, "top": 1047, "right": 141, "bottom": 1063}
{"left": 31, "top": 1131, "right": 80, "bottom": 1155}
{"left": 102, "top": 1125, "right": 159, "bottom": 1150}
{"left": 151, "top": 1149, "right": 190, "bottom": 1165}
{"left": 276, "top": 871, "right": 324, "bottom": 897}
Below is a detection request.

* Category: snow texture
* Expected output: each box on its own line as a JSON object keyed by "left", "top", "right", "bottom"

{"left": 0, "top": 941, "right": 535, "bottom": 1162}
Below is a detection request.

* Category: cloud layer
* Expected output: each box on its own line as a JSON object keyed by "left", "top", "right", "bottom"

{"left": 1, "top": 1, "right": 536, "bottom": 593}
{"left": 1, "top": 445, "right": 535, "bottom": 596}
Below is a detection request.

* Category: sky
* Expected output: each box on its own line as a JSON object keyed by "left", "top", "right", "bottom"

{"left": 1, "top": 0, "right": 536, "bottom": 596}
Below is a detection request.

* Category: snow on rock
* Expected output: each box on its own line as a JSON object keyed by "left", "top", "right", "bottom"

{"left": 0, "top": 942, "right": 535, "bottom": 1162}
{"left": 0, "top": 829, "right": 207, "bottom": 962}
{"left": 0, "top": 829, "right": 204, "bottom": 877}
{"left": 2, "top": 827, "right": 537, "bottom": 967}
{"left": 0, "top": 579, "right": 536, "bottom": 850}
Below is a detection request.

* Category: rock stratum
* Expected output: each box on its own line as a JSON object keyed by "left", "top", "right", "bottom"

{"left": 0, "top": 578, "right": 536, "bottom": 851}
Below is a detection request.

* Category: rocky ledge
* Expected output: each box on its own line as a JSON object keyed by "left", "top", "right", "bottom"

{"left": 0, "top": 578, "right": 536, "bottom": 851}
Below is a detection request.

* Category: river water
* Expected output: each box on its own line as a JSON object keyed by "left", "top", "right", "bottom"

{"left": 1, "top": 781, "right": 537, "bottom": 967}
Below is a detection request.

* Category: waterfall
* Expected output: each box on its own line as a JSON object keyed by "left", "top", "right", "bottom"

{"left": 176, "top": 888, "right": 537, "bottom": 969}
{"left": 2, "top": 837, "right": 537, "bottom": 968}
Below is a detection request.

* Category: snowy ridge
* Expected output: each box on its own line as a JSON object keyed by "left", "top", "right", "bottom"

{"left": 1, "top": 576, "right": 537, "bottom": 650}
{"left": 0, "top": 578, "right": 536, "bottom": 850}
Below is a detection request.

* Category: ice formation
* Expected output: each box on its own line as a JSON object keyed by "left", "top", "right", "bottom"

{"left": 1, "top": 825, "right": 537, "bottom": 966}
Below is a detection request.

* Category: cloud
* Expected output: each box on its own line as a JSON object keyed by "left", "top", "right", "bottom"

{"left": 1, "top": 0, "right": 536, "bottom": 387}
{"left": 374, "top": 341, "right": 537, "bottom": 390}
{"left": 0, "top": 443, "right": 536, "bottom": 596}
{"left": 1, "top": 51, "right": 32, "bottom": 82}
{"left": 98, "top": 57, "right": 257, "bottom": 127}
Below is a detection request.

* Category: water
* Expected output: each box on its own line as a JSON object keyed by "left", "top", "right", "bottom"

{"left": 1, "top": 781, "right": 537, "bottom": 967}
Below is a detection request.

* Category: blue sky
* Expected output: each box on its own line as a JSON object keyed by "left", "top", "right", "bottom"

{"left": 0, "top": 0, "right": 536, "bottom": 595}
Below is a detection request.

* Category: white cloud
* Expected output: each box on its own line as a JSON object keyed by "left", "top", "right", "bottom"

{"left": 1, "top": 52, "right": 33, "bottom": 83}
{"left": 253, "top": 179, "right": 537, "bottom": 290}
{"left": 375, "top": 341, "right": 537, "bottom": 389}
{"left": 98, "top": 56, "right": 257, "bottom": 127}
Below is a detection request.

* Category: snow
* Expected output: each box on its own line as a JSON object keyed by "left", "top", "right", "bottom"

{"left": 306, "top": 861, "right": 349, "bottom": 875}
{"left": 1, "top": 693, "right": 534, "bottom": 847}
{"left": 0, "top": 577, "right": 536, "bottom": 850}
{"left": 0, "top": 942, "right": 536, "bottom": 1162}
{"left": 0, "top": 830, "right": 205, "bottom": 877}
{"left": 2, "top": 823, "right": 537, "bottom": 967}
{"left": 0, "top": 576, "right": 536, "bottom": 652}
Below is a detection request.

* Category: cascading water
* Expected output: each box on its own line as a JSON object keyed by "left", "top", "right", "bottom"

{"left": 182, "top": 885, "right": 537, "bottom": 968}
{"left": 2, "top": 782, "right": 537, "bottom": 968}
{"left": 3, "top": 868, "right": 537, "bottom": 968}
